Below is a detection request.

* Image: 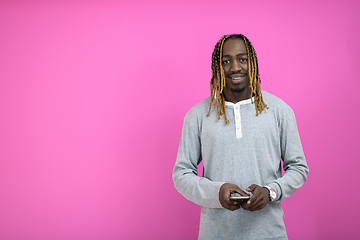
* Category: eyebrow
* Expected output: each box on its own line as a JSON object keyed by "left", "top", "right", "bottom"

{"left": 222, "top": 53, "right": 247, "bottom": 58}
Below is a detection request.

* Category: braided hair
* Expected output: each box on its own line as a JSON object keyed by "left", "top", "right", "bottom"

{"left": 207, "top": 34, "right": 268, "bottom": 123}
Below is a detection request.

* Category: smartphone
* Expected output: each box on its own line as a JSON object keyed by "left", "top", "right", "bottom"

{"left": 229, "top": 195, "right": 250, "bottom": 204}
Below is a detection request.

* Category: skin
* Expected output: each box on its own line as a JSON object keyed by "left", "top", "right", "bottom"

{"left": 219, "top": 183, "right": 270, "bottom": 211}
{"left": 219, "top": 183, "right": 248, "bottom": 211}
{"left": 221, "top": 38, "right": 252, "bottom": 103}
{"left": 218, "top": 38, "right": 271, "bottom": 212}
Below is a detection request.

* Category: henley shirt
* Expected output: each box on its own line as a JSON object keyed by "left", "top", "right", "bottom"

{"left": 173, "top": 91, "right": 309, "bottom": 240}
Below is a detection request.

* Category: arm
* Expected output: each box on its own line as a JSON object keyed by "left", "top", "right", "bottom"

{"left": 242, "top": 108, "right": 309, "bottom": 211}
{"left": 172, "top": 119, "right": 225, "bottom": 208}
{"left": 267, "top": 108, "right": 309, "bottom": 202}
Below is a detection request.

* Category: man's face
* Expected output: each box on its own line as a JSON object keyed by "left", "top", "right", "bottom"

{"left": 222, "top": 39, "right": 250, "bottom": 94}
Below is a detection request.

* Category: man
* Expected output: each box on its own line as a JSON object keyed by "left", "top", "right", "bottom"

{"left": 172, "top": 34, "right": 309, "bottom": 239}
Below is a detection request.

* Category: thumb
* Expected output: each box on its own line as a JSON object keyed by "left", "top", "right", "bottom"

{"left": 230, "top": 184, "right": 249, "bottom": 197}
{"left": 246, "top": 184, "right": 258, "bottom": 193}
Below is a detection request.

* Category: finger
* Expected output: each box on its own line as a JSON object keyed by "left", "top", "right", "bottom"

{"left": 222, "top": 194, "right": 239, "bottom": 207}
{"left": 227, "top": 204, "right": 241, "bottom": 211}
{"left": 242, "top": 201, "right": 261, "bottom": 211}
{"left": 221, "top": 199, "right": 241, "bottom": 211}
{"left": 220, "top": 183, "right": 234, "bottom": 204}
{"left": 243, "top": 189, "right": 261, "bottom": 208}
{"left": 231, "top": 185, "right": 250, "bottom": 197}
{"left": 245, "top": 198, "right": 261, "bottom": 211}
{"left": 242, "top": 199, "right": 256, "bottom": 210}
{"left": 224, "top": 198, "right": 236, "bottom": 207}
{"left": 243, "top": 192, "right": 255, "bottom": 206}
{"left": 220, "top": 183, "right": 250, "bottom": 210}
{"left": 246, "top": 201, "right": 266, "bottom": 211}
{"left": 243, "top": 189, "right": 267, "bottom": 211}
{"left": 246, "top": 184, "right": 258, "bottom": 193}
{"left": 246, "top": 185, "right": 262, "bottom": 204}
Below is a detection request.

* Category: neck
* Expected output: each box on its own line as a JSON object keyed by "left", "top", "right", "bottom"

{"left": 223, "top": 87, "right": 252, "bottom": 104}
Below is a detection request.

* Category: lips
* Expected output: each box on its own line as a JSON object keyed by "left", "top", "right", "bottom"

{"left": 229, "top": 74, "right": 245, "bottom": 79}
{"left": 228, "top": 74, "right": 246, "bottom": 84}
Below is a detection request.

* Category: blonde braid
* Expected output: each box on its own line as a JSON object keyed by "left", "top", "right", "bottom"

{"left": 207, "top": 34, "right": 268, "bottom": 122}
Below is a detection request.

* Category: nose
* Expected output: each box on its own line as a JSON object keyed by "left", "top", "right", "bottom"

{"left": 230, "top": 60, "right": 241, "bottom": 72}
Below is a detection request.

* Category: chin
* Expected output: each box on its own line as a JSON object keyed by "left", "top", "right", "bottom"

{"left": 231, "top": 87, "right": 247, "bottom": 93}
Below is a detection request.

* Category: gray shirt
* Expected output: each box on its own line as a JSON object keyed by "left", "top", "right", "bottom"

{"left": 173, "top": 91, "right": 309, "bottom": 240}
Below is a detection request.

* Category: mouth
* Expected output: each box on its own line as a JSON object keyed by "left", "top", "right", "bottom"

{"left": 228, "top": 74, "right": 246, "bottom": 84}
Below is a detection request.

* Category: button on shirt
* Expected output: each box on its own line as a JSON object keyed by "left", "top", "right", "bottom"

{"left": 225, "top": 97, "right": 254, "bottom": 138}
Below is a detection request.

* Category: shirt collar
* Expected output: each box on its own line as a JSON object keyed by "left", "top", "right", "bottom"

{"left": 225, "top": 97, "right": 254, "bottom": 107}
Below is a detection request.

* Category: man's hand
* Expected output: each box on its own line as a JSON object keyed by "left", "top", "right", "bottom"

{"left": 241, "top": 184, "right": 270, "bottom": 211}
{"left": 219, "top": 183, "right": 249, "bottom": 211}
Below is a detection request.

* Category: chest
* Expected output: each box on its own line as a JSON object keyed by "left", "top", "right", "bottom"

{"left": 201, "top": 106, "right": 279, "bottom": 145}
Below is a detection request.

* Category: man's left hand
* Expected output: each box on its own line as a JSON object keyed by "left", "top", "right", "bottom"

{"left": 241, "top": 184, "right": 270, "bottom": 211}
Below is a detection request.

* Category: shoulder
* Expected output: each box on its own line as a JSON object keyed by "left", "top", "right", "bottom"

{"left": 183, "top": 96, "right": 211, "bottom": 124}
{"left": 262, "top": 91, "right": 294, "bottom": 114}
{"left": 262, "top": 91, "right": 298, "bottom": 126}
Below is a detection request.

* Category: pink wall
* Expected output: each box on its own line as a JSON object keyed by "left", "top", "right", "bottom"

{"left": 0, "top": 0, "right": 359, "bottom": 239}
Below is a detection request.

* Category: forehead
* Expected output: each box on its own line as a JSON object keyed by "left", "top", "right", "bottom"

{"left": 222, "top": 39, "right": 247, "bottom": 56}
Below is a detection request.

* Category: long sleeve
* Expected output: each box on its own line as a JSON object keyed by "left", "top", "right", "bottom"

{"left": 172, "top": 118, "right": 225, "bottom": 208}
{"left": 173, "top": 93, "right": 307, "bottom": 239}
{"left": 267, "top": 107, "right": 309, "bottom": 202}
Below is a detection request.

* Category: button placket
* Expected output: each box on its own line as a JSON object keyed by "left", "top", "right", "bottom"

{"left": 234, "top": 104, "right": 242, "bottom": 138}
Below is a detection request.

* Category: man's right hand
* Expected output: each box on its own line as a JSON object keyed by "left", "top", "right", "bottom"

{"left": 219, "top": 183, "right": 250, "bottom": 211}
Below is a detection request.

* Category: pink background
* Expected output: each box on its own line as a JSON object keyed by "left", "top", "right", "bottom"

{"left": 0, "top": 0, "right": 359, "bottom": 239}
